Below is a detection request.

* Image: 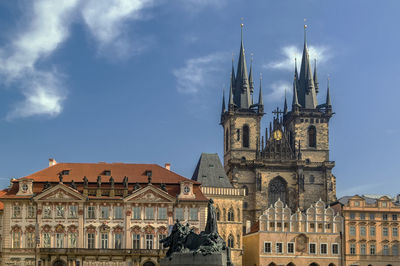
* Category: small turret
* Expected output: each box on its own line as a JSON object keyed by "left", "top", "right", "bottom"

{"left": 258, "top": 74, "right": 264, "bottom": 113}
{"left": 221, "top": 89, "right": 226, "bottom": 115}
{"left": 314, "top": 59, "right": 319, "bottom": 94}
{"left": 283, "top": 89, "right": 288, "bottom": 115}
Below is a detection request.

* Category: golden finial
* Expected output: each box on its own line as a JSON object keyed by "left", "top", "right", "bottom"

{"left": 304, "top": 18, "right": 307, "bottom": 29}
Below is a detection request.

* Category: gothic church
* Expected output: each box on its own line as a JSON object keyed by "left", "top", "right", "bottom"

{"left": 220, "top": 26, "right": 336, "bottom": 225}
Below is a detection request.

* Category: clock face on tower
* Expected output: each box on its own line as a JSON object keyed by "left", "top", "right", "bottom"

{"left": 273, "top": 129, "right": 283, "bottom": 141}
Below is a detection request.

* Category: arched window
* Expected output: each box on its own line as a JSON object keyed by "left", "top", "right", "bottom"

{"left": 225, "top": 129, "right": 229, "bottom": 152}
{"left": 227, "top": 234, "right": 234, "bottom": 248}
{"left": 308, "top": 126, "right": 316, "bottom": 148}
{"left": 243, "top": 125, "right": 249, "bottom": 148}
{"left": 268, "top": 176, "right": 288, "bottom": 206}
{"left": 228, "top": 208, "right": 234, "bottom": 221}
{"left": 216, "top": 208, "right": 220, "bottom": 221}
{"left": 242, "top": 185, "right": 249, "bottom": 196}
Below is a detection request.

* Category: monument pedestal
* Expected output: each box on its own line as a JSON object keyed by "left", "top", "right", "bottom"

{"left": 160, "top": 252, "right": 229, "bottom": 266}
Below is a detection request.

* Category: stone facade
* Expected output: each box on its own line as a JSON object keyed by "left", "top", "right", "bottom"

{"left": 340, "top": 195, "right": 400, "bottom": 266}
{"left": 0, "top": 162, "right": 208, "bottom": 266}
{"left": 243, "top": 199, "right": 342, "bottom": 266}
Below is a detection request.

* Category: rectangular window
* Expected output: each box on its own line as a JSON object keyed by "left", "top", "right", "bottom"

{"left": 132, "top": 234, "right": 140, "bottom": 249}
{"left": 370, "top": 226, "right": 376, "bottom": 236}
{"left": 383, "top": 227, "right": 389, "bottom": 236}
{"left": 393, "top": 244, "right": 399, "bottom": 256}
{"left": 114, "top": 206, "right": 123, "bottom": 219}
{"left": 349, "top": 226, "right": 356, "bottom": 236}
{"left": 13, "top": 206, "right": 21, "bottom": 218}
{"left": 159, "top": 234, "right": 167, "bottom": 249}
{"left": 87, "top": 206, "right": 96, "bottom": 219}
{"left": 12, "top": 231, "right": 21, "bottom": 248}
{"left": 370, "top": 244, "right": 376, "bottom": 255}
{"left": 56, "top": 206, "right": 64, "bottom": 218}
{"left": 332, "top": 244, "right": 339, "bottom": 255}
{"left": 43, "top": 233, "right": 51, "bottom": 248}
{"left": 287, "top": 242, "right": 294, "bottom": 254}
{"left": 393, "top": 227, "right": 398, "bottom": 237}
{"left": 43, "top": 206, "right": 52, "bottom": 218}
{"left": 69, "top": 233, "right": 77, "bottom": 248}
{"left": 189, "top": 208, "right": 198, "bottom": 221}
{"left": 146, "top": 234, "right": 153, "bottom": 249}
{"left": 145, "top": 207, "right": 154, "bottom": 220}
{"left": 360, "top": 226, "right": 366, "bottom": 236}
{"left": 383, "top": 244, "right": 389, "bottom": 255}
{"left": 114, "top": 233, "right": 122, "bottom": 249}
{"left": 27, "top": 206, "right": 35, "bottom": 218}
{"left": 264, "top": 242, "right": 271, "bottom": 253}
{"left": 26, "top": 232, "right": 35, "bottom": 248}
{"left": 320, "top": 243, "right": 327, "bottom": 254}
{"left": 175, "top": 208, "right": 184, "bottom": 221}
{"left": 309, "top": 243, "right": 316, "bottom": 254}
{"left": 101, "top": 233, "right": 108, "bottom": 249}
{"left": 87, "top": 233, "right": 95, "bottom": 248}
{"left": 310, "top": 223, "right": 315, "bottom": 229}
{"left": 276, "top": 242, "right": 283, "bottom": 254}
{"left": 133, "top": 207, "right": 141, "bottom": 220}
{"left": 158, "top": 207, "right": 167, "bottom": 220}
{"left": 360, "top": 243, "right": 366, "bottom": 255}
{"left": 383, "top": 214, "right": 388, "bottom": 220}
{"left": 101, "top": 206, "right": 109, "bottom": 219}
{"left": 393, "top": 214, "right": 398, "bottom": 221}
{"left": 350, "top": 243, "right": 356, "bottom": 255}
{"left": 369, "top": 213, "right": 375, "bottom": 220}
{"left": 360, "top": 213, "right": 365, "bottom": 220}
{"left": 56, "top": 233, "right": 64, "bottom": 248}
{"left": 349, "top": 212, "right": 355, "bottom": 219}
{"left": 69, "top": 205, "right": 77, "bottom": 218}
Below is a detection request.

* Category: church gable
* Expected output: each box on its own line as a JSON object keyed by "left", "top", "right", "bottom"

{"left": 124, "top": 185, "right": 174, "bottom": 203}
{"left": 34, "top": 184, "right": 85, "bottom": 202}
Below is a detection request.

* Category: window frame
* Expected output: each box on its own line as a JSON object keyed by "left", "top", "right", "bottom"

{"left": 264, "top": 242, "right": 272, "bottom": 253}
{"left": 309, "top": 243, "right": 316, "bottom": 254}
{"left": 276, "top": 242, "right": 283, "bottom": 254}
{"left": 287, "top": 242, "right": 295, "bottom": 254}
{"left": 332, "top": 243, "right": 339, "bottom": 255}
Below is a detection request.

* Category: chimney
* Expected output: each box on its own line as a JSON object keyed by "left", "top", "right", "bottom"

{"left": 246, "top": 220, "right": 251, "bottom": 234}
{"left": 49, "top": 158, "right": 57, "bottom": 167}
{"left": 165, "top": 163, "right": 171, "bottom": 171}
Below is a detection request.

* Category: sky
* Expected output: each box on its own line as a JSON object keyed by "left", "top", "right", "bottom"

{"left": 0, "top": 0, "right": 399, "bottom": 198}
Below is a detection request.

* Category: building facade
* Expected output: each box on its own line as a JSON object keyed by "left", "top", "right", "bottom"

{"left": 220, "top": 26, "right": 336, "bottom": 227}
{"left": 0, "top": 161, "right": 208, "bottom": 266}
{"left": 340, "top": 195, "right": 400, "bottom": 266}
{"left": 243, "top": 199, "right": 342, "bottom": 266}
{"left": 192, "top": 153, "right": 245, "bottom": 266}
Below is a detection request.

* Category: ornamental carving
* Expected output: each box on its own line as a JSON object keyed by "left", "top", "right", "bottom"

{"left": 11, "top": 225, "right": 21, "bottom": 232}
{"left": 158, "top": 226, "right": 167, "bottom": 234}
{"left": 131, "top": 225, "right": 141, "bottom": 234}
{"left": 25, "top": 225, "right": 35, "bottom": 233}
{"left": 100, "top": 224, "right": 110, "bottom": 233}
{"left": 67, "top": 225, "right": 78, "bottom": 233}
{"left": 37, "top": 209, "right": 42, "bottom": 215}
{"left": 126, "top": 210, "right": 131, "bottom": 216}
{"left": 78, "top": 209, "right": 84, "bottom": 215}
{"left": 144, "top": 225, "right": 155, "bottom": 234}
{"left": 113, "top": 225, "right": 123, "bottom": 234}
{"left": 42, "top": 225, "right": 52, "bottom": 233}
{"left": 295, "top": 233, "right": 308, "bottom": 252}
{"left": 86, "top": 225, "right": 96, "bottom": 233}
{"left": 55, "top": 224, "right": 65, "bottom": 233}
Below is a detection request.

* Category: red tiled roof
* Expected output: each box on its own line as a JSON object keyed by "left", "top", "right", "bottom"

{"left": 0, "top": 189, "right": 7, "bottom": 210}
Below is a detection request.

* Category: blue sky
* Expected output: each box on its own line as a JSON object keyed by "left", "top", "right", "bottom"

{"left": 0, "top": 0, "right": 399, "bottom": 198}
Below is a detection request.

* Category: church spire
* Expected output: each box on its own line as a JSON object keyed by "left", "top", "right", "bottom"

{"left": 292, "top": 74, "right": 300, "bottom": 109}
{"left": 221, "top": 89, "right": 226, "bottom": 115}
{"left": 314, "top": 59, "right": 319, "bottom": 94}
{"left": 326, "top": 77, "right": 331, "bottom": 107}
{"left": 284, "top": 89, "right": 288, "bottom": 114}
{"left": 235, "top": 23, "right": 251, "bottom": 109}
{"left": 258, "top": 74, "right": 264, "bottom": 109}
{"left": 249, "top": 55, "right": 254, "bottom": 96}
{"left": 229, "top": 78, "right": 234, "bottom": 109}
{"left": 298, "top": 24, "right": 318, "bottom": 109}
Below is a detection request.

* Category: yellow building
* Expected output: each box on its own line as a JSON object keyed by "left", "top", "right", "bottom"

{"left": 243, "top": 199, "right": 342, "bottom": 266}
{"left": 340, "top": 195, "right": 400, "bottom": 266}
{"left": 0, "top": 160, "right": 208, "bottom": 266}
{"left": 192, "top": 153, "right": 245, "bottom": 266}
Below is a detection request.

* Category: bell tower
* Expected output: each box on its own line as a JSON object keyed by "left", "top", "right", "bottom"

{"left": 220, "top": 24, "right": 264, "bottom": 172}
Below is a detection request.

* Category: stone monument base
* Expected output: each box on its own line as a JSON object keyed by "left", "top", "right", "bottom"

{"left": 160, "top": 252, "right": 229, "bottom": 266}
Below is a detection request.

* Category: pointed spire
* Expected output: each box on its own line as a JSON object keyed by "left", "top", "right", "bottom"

{"left": 249, "top": 55, "right": 254, "bottom": 94}
{"left": 283, "top": 89, "right": 288, "bottom": 114}
{"left": 231, "top": 55, "right": 236, "bottom": 88}
{"left": 221, "top": 88, "right": 226, "bottom": 115}
{"left": 294, "top": 58, "right": 299, "bottom": 80}
{"left": 258, "top": 73, "right": 263, "bottom": 106}
{"left": 313, "top": 59, "right": 319, "bottom": 94}
{"left": 292, "top": 75, "right": 300, "bottom": 108}
{"left": 235, "top": 22, "right": 251, "bottom": 109}
{"left": 229, "top": 80, "right": 234, "bottom": 109}
{"left": 326, "top": 77, "right": 331, "bottom": 107}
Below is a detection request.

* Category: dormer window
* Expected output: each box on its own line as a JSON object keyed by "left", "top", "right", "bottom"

{"left": 22, "top": 184, "right": 28, "bottom": 192}
{"left": 184, "top": 186, "right": 190, "bottom": 194}
{"left": 61, "top": 170, "right": 70, "bottom": 175}
{"left": 104, "top": 170, "right": 111, "bottom": 176}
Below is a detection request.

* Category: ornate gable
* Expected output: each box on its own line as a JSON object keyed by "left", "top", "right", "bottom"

{"left": 124, "top": 185, "right": 174, "bottom": 203}
{"left": 34, "top": 183, "right": 85, "bottom": 202}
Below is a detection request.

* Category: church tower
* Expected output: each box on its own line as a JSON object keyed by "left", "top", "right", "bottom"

{"left": 220, "top": 25, "right": 336, "bottom": 226}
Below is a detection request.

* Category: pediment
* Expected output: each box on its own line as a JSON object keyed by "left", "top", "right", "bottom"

{"left": 34, "top": 184, "right": 85, "bottom": 202}
{"left": 124, "top": 185, "right": 174, "bottom": 203}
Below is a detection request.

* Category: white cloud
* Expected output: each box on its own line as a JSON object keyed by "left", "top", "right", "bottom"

{"left": 266, "top": 81, "right": 292, "bottom": 103}
{"left": 0, "top": 0, "right": 78, "bottom": 119}
{"left": 181, "top": 0, "right": 226, "bottom": 10}
{"left": 173, "top": 52, "right": 227, "bottom": 94}
{"left": 81, "top": 0, "right": 154, "bottom": 58}
{"left": 266, "top": 45, "right": 331, "bottom": 71}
